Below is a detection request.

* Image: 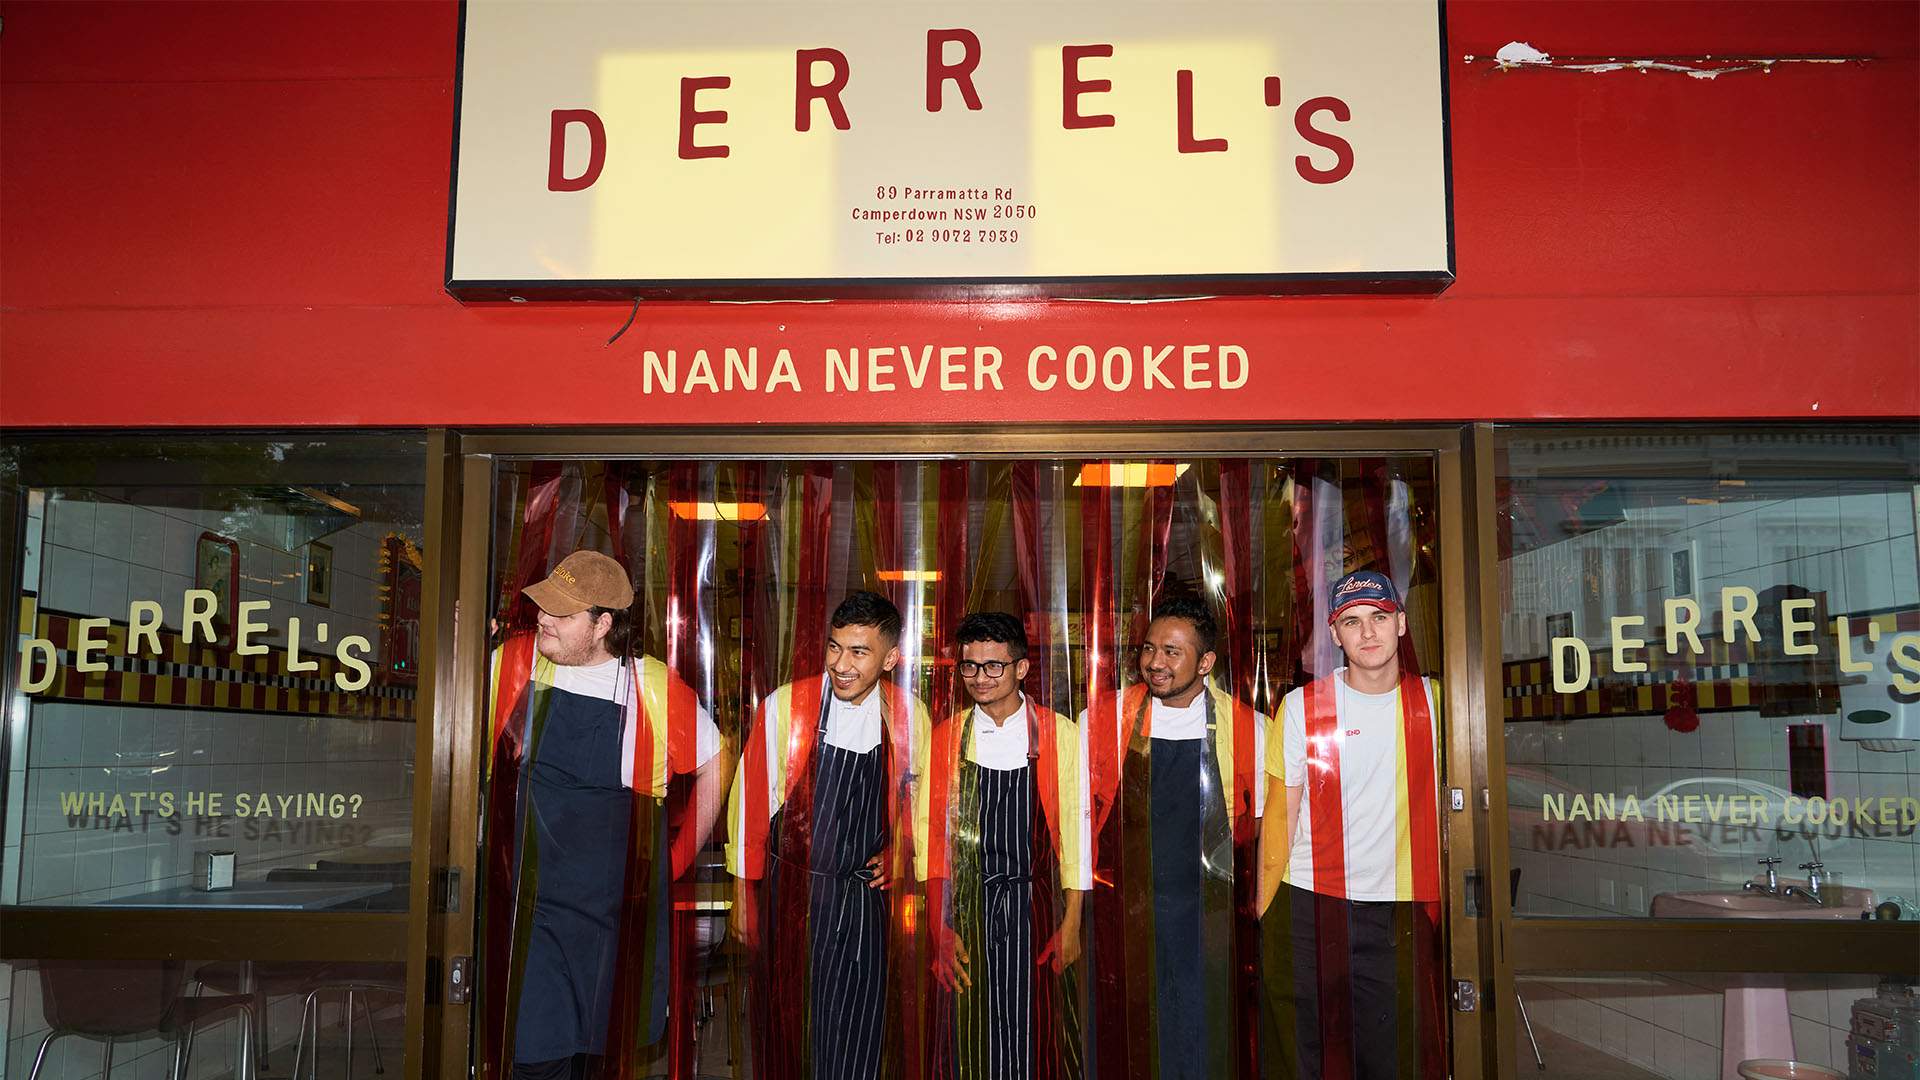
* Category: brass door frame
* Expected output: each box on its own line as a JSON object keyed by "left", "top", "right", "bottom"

{"left": 428, "top": 423, "right": 1502, "bottom": 1080}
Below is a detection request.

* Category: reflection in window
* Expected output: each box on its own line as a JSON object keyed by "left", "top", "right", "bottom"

{"left": 1, "top": 436, "right": 426, "bottom": 912}
{"left": 1498, "top": 429, "right": 1920, "bottom": 919}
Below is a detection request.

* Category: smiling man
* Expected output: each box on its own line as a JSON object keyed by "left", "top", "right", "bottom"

{"left": 726, "top": 590, "right": 930, "bottom": 1079}
{"left": 483, "top": 550, "right": 728, "bottom": 1080}
{"left": 914, "top": 611, "right": 1091, "bottom": 1078}
{"left": 1257, "top": 570, "right": 1445, "bottom": 1080}
{"left": 1084, "top": 594, "right": 1269, "bottom": 1080}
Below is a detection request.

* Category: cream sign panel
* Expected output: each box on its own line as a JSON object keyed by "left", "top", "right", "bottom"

{"left": 447, "top": 0, "right": 1452, "bottom": 298}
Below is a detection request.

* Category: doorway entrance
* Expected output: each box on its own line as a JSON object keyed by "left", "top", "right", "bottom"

{"left": 433, "top": 429, "right": 1490, "bottom": 1080}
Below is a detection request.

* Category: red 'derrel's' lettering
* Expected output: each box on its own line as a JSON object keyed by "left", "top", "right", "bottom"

{"left": 547, "top": 109, "right": 606, "bottom": 191}
{"left": 1175, "top": 70, "right": 1227, "bottom": 154}
{"left": 551, "top": 43, "right": 1359, "bottom": 177}
{"left": 926, "top": 29, "right": 983, "bottom": 112}
{"left": 796, "top": 48, "right": 852, "bottom": 132}
{"left": 1061, "top": 44, "right": 1115, "bottom": 129}
{"left": 1294, "top": 96, "right": 1354, "bottom": 183}
{"left": 679, "top": 76, "right": 731, "bottom": 160}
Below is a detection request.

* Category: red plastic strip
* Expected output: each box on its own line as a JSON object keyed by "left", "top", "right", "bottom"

{"left": 659, "top": 464, "right": 702, "bottom": 1077}
{"left": 760, "top": 465, "right": 834, "bottom": 1080}
{"left": 1010, "top": 462, "right": 1051, "bottom": 710}
{"left": 1305, "top": 675, "right": 1353, "bottom": 1079}
{"left": 602, "top": 462, "right": 627, "bottom": 562}
{"left": 1218, "top": 459, "right": 1261, "bottom": 1080}
{"left": 1290, "top": 463, "right": 1319, "bottom": 683}
{"left": 1083, "top": 465, "right": 1118, "bottom": 827}
{"left": 509, "top": 463, "right": 562, "bottom": 633}
{"left": 1080, "top": 463, "right": 1132, "bottom": 1077}
{"left": 874, "top": 461, "right": 902, "bottom": 610}
{"left": 1401, "top": 669, "right": 1441, "bottom": 908}
{"left": 1361, "top": 460, "right": 1421, "bottom": 675}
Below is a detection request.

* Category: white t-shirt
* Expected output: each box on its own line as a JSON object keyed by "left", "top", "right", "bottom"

{"left": 541, "top": 657, "right": 722, "bottom": 788}
{"left": 1276, "top": 669, "right": 1438, "bottom": 902}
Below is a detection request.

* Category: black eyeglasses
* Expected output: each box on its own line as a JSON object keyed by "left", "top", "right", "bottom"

{"left": 957, "top": 660, "right": 1012, "bottom": 678}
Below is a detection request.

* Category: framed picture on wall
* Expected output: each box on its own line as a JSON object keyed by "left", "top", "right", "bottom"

{"left": 194, "top": 533, "right": 238, "bottom": 645}
{"left": 305, "top": 541, "right": 333, "bottom": 607}
{"left": 379, "top": 534, "right": 421, "bottom": 685}
{"left": 1671, "top": 541, "right": 1698, "bottom": 596}
{"left": 1545, "top": 611, "right": 1574, "bottom": 642}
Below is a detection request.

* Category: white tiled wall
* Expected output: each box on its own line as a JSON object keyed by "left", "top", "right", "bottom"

{"left": 1521, "top": 972, "right": 1880, "bottom": 1080}
{"left": 36, "top": 492, "right": 390, "bottom": 654}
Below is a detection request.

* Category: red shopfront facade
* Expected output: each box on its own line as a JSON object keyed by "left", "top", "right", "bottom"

{"left": 1, "top": 4, "right": 1916, "bottom": 1080}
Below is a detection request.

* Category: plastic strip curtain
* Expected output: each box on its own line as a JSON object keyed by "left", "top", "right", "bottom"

{"left": 479, "top": 456, "right": 1442, "bottom": 1080}
{"left": 1264, "top": 458, "right": 1447, "bottom": 1080}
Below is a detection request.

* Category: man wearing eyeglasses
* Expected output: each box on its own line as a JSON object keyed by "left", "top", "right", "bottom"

{"left": 914, "top": 611, "right": 1091, "bottom": 1078}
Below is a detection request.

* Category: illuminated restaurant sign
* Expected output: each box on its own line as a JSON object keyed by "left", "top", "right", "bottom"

{"left": 446, "top": 0, "right": 1452, "bottom": 300}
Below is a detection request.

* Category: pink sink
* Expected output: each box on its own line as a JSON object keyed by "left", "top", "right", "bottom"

{"left": 1650, "top": 881, "right": 1875, "bottom": 920}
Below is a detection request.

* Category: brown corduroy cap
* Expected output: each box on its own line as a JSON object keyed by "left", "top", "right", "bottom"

{"left": 523, "top": 550, "right": 634, "bottom": 617}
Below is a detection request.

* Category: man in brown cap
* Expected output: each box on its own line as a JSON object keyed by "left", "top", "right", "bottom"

{"left": 483, "top": 550, "right": 729, "bottom": 1080}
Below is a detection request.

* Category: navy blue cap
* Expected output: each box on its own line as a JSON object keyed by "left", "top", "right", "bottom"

{"left": 1328, "top": 570, "right": 1401, "bottom": 623}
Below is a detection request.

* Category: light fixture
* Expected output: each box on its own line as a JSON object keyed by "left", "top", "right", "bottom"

{"left": 668, "top": 501, "right": 767, "bottom": 521}
{"left": 1073, "top": 463, "right": 1190, "bottom": 488}
{"left": 877, "top": 569, "right": 941, "bottom": 582}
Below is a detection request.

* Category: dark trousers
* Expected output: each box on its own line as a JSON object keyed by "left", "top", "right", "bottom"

{"left": 1267, "top": 886, "right": 1402, "bottom": 1080}
{"left": 510, "top": 1055, "right": 600, "bottom": 1080}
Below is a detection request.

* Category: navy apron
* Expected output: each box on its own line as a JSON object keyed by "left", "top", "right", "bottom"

{"left": 1130, "top": 698, "right": 1235, "bottom": 1080}
{"left": 513, "top": 677, "right": 668, "bottom": 1063}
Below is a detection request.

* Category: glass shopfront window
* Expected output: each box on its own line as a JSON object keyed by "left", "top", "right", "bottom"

{"left": 1517, "top": 969, "right": 1910, "bottom": 1079}
{"left": 0, "top": 434, "right": 425, "bottom": 1080}
{"left": 1497, "top": 429, "right": 1920, "bottom": 921}
{"left": 4, "top": 957, "right": 405, "bottom": 1080}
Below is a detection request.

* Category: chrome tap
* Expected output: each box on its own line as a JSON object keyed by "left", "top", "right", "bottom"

{"left": 1782, "top": 861, "right": 1826, "bottom": 905}
{"left": 1745, "top": 857, "right": 1783, "bottom": 894}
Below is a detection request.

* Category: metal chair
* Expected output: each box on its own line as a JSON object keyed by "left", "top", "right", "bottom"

{"left": 190, "top": 866, "right": 405, "bottom": 1077}
{"left": 28, "top": 960, "right": 255, "bottom": 1080}
{"left": 289, "top": 962, "right": 405, "bottom": 1080}
{"left": 1512, "top": 869, "right": 1545, "bottom": 1070}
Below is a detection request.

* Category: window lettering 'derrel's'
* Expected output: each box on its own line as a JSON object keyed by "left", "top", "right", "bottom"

{"left": 16, "top": 588, "right": 376, "bottom": 693}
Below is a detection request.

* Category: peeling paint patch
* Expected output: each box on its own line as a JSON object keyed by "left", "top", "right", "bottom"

{"left": 1463, "top": 42, "right": 1870, "bottom": 78}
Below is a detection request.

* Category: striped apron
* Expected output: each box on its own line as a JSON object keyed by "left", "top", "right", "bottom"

{"left": 769, "top": 696, "right": 889, "bottom": 1079}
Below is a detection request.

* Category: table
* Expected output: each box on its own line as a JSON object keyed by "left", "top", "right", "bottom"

{"left": 93, "top": 880, "right": 395, "bottom": 1075}
{"left": 95, "top": 880, "right": 392, "bottom": 910}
